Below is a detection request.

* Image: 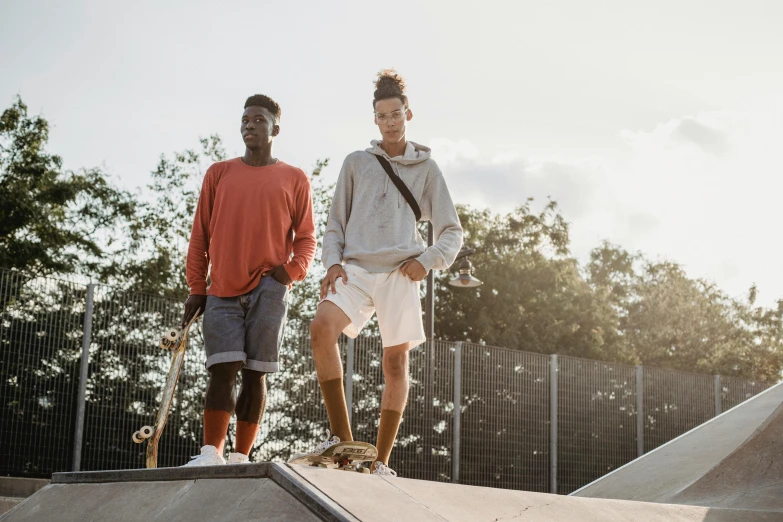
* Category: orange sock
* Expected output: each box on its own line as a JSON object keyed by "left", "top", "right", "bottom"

{"left": 373, "top": 409, "right": 403, "bottom": 469}
{"left": 203, "top": 409, "right": 231, "bottom": 454}
{"left": 319, "top": 378, "right": 353, "bottom": 442}
{"left": 235, "top": 421, "right": 259, "bottom": 456}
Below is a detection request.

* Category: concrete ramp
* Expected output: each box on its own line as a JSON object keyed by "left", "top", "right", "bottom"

{"left": 668, "top": 400, "right": 783, "bottom": 511}
{"left": 2, "top": 463, "right": 777, "bottom": 521}
{"left": 572, "top": 380, "right": 783, "bottom": 512}
{"left": 290, "top": 464, "right": 776, "bottom": 521}
{"left": 0, "top": 464, "right": 352, "bottom": 522}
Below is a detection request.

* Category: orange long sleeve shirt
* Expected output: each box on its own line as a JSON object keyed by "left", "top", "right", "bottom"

{"left": 186, "top": 158, "right": 316, "bottom": 297}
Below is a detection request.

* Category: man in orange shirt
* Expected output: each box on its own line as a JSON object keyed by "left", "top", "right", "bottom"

{"left": 180, "top": 94, "right": 316, "bottom": 466}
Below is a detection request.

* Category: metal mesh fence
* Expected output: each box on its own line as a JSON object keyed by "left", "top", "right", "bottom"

{"left": 350, "top": 334, "right": 384, "bottom": 449}
{"left": 79, "top": 286, "right": 204, "bottom": 471}
{"left": 0, "top": 268, "right": 775, "bottom": 494}
{"left": 459, "top": 343, "right": 550, "bottom": 491}
{"left": 720, "top": 376, "right": 772, "bottom": 413}
{"left": 0, "top": 271, "right": 85, "bottom": 477}
{"left": 251, "top": 321, "right": 330, "bottom": 462}
{"left": 643, "top": 367, "right": 714, "bottom": 453}
{"left": 394, "top": 340, "right": 454, "bottom": 482}
{"left": 557, "top": 356, "right": 638, "bottom": 494}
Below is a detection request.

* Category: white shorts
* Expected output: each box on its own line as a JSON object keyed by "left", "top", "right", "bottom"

{"left": 321, "top": 264, "right": 426, "bottom": 348}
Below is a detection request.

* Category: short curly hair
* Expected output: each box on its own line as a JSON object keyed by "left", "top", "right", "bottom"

{"left": 244, "top": 94, "right": 281, "bottom": 122}
{"left": 373, "top": 69, "right": 408, "bottom": 110}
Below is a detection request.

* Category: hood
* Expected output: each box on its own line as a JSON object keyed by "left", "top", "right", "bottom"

{"left": 366, "top": 140, "right": 431, "bottom": 165}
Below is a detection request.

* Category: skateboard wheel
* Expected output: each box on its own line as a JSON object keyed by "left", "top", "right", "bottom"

{"left": 132, "top": 431, "right": 143, "bottom": 444}
{"left": 139, "top": 425, "right": 154, "bottom": 439}
{"left": 160, "top": 329, "right": 178, "bottom": 349}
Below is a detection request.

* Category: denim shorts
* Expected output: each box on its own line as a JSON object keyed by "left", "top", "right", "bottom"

{"left": 203, "top": 275, "right": 289, "bottom": 373}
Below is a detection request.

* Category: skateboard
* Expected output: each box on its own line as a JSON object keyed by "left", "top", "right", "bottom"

{"left": 288, "top": 441, "right": 378, "bottom": 473}
{"left": 131, "top": 310, "right": 200, "bottom": 468}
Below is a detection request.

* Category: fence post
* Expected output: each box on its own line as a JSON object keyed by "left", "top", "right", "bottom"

{"left": 72, "top": 283, "right": 95, "bottom": 472}
{"left": 714, "top": 375, "right": 722, "bottom": 416}
{"left": 345, "top": 338, "right": 355, "bottom": 425}
{"left": 636, "top": 365, "right": 644, "bottom": 458}
{"left": 550, "top": 354, "right": 558, "bottom": 494}
{"left": 452, "top": 342, "right": 462, "bottom": 483}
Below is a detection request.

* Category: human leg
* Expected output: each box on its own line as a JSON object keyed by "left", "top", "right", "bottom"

{"left": 310, "top": 301, "right": 354, "bottom": 442}
{"left": 374, "top": 343, "right": 412, "bottom": 470}
{"left": 234, "top": 369, "right": 267, "bottom": 457}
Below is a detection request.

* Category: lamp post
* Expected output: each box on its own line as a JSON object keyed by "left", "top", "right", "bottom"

{"left": 423, "top": 223, "right": 481, "bottom": 340}
{"left": 422, "top": 224, "right": 481, "bottom": 479}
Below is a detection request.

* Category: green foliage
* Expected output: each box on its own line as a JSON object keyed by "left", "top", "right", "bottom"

{"left": 105, "top": 136, "right": 226, "bottom": 298}
{"left": 435, "top": 205, "right": 782, "bottom": 379}
{"left": 588, "top": 242, "right": 783, "bottom": 379}
{"left": 0, "top": 97, "right": 136, "bottom": 277}
{"left": 435, "top": 201, "right": 633, "bottom": 364}
{"left": 2, "top": 96, "right": 779, "bottom": 381}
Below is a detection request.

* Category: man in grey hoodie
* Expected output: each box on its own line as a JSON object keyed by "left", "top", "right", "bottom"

{"left": 289, "top": 69, "right": 463, "bottom": 476}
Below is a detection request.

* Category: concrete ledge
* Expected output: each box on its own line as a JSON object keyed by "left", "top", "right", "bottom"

{"left": 53, "top": 462, "right": 277, "bottom": 484}
{"left": 0, "top": 497, "right": 22, "bottom": 517}
{"left": 50, "top": 463, "right": 355, "bottom": 522}
{"left": 0, "top": 478, "right": 49, "bottom": 498}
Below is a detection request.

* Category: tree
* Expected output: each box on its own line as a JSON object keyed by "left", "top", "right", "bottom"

{"left": 105, "top": 136, "right": 226, "bottom": 298}
{"left": 435, "top": 201, "right": 632, "bottom": 363}
{"left": 0, "top": 97, "right": 136, "bottom": 278}
{"left": 588, "top": 242, "right": 783, "bottom": 380}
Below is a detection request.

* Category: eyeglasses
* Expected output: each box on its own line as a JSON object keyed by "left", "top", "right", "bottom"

{"left": 374, "top": 108, "right": 408, "bottom": 124}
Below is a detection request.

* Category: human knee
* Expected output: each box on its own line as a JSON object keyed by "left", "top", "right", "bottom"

{"left": 310, "top": 317, "right": 339, "bottom": 348}
{"left": 240, "top": 369, "right": 266, "bottom": 391}
{"left": 383, "top": 350, "right": 409, "bottom": 380}
{"left": 209, "top": 361, "right": 243, "bottom": 384}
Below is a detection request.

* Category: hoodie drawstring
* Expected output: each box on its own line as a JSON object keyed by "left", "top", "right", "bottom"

{"left": 391, "top": 161, "right": 401, "bottom": 209}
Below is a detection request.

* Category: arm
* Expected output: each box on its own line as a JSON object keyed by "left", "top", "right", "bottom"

{"left": 282, "top": 175, "right": 317, "bottom": 282}
{"left": 415, "top": 168, "right": 463, "bottom": 273}
{"left": 186, "top": 167, "right": 217, "bottom": 295}
{"left": 321, "top": 157, "right": 354, "bottom": 269}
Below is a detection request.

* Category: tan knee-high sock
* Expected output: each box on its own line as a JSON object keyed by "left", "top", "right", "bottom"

{"left": 203, "top": 409, "right": 231, "bottom": 454}
{"left": 319, "top": 378, "right": 353, "bottom": 442}
{"left": 235, "top": 421, "right": 259, "bottom": 456}
{"left": 373, "top": 409, "right": 403, "bottom": 468}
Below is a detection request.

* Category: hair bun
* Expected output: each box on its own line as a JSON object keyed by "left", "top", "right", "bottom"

{"left": 374, "top": 69, "right": 407, "bottom": 100}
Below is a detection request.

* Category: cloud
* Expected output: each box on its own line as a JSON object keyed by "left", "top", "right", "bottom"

{"left": 431, "top": 107, "right": 783, "bottom": 305}
{"left": 432, "top": 138, "right": 606, "bottom": 220}
{"left": 674, "top": 118, "right": 729, "bottom": 156}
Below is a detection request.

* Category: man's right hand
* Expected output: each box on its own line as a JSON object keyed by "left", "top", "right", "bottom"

{"left": 181, "top": 294, "right": 207, "bottom": 328}
{"left": 320, "top": 264, "right": 348, "bottom": 300}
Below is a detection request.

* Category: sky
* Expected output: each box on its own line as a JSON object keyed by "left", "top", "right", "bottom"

{"left": 2, "top": 0, "right": 783, "bottom": 304}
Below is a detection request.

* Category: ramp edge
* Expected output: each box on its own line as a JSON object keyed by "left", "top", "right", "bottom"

{"left": 51, "top": 462, "right": 357, "bottom": 522}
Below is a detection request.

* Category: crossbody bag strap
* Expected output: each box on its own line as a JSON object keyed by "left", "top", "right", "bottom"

{"left": 374, "top": 154, "right": 422, "bottom": 222}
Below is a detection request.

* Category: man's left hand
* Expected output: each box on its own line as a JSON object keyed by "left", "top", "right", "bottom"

{"left": 400, "top": 260, "right": 427, "bottom": 281}
{"left": 263, "top": 265, "right": 292, "bottom": 286}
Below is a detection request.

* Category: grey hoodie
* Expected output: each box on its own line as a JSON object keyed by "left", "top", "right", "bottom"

{"left": 322, "top": 140, "right": 463, "bottom": 274}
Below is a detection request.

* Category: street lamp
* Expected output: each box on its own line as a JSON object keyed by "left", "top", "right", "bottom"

{"left": 448, "top": 257, "right": 482, "bottom": 288}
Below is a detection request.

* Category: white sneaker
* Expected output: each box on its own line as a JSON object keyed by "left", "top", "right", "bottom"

{"left": 227, "top": 452, "right": 250, "bottom": 464}
{"left": 182, "top": 445, "right": 226, "bottom": 467}
{"left": 287, "top": 431, "right": 341, "bottom": 463}
{"left": 371, "top": 462, "right": 397, "bottom": 476}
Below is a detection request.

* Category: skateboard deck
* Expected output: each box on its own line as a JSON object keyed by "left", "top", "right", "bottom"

{"left": 132, "top": 310, "right": 200, "bottom": 468}
{"left": 288, "top": 441, "right": 378, "bottom": 473}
